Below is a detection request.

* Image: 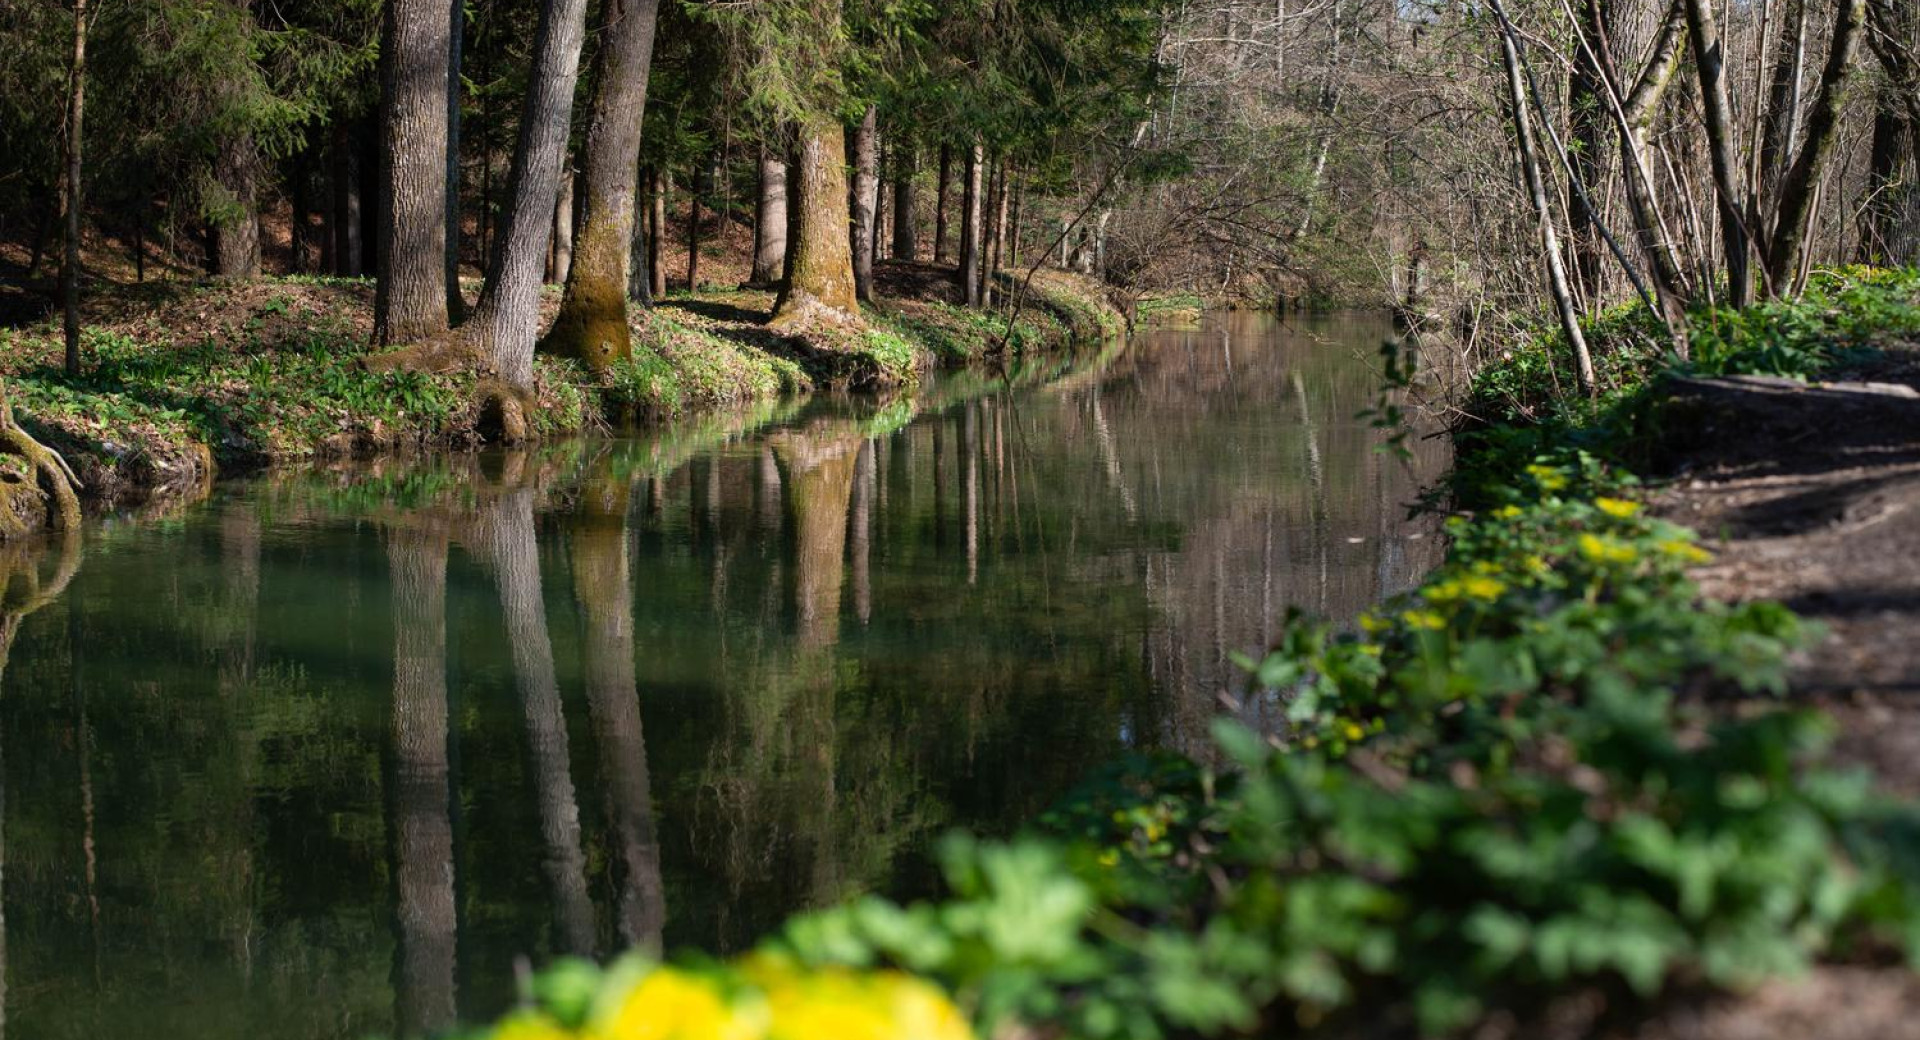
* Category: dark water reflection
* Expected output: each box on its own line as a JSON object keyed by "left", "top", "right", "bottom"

{"left": 0, "top": 312, "right": 1445, "bottom": 1039}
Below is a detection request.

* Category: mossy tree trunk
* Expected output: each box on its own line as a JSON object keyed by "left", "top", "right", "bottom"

{"left": 541, "top": 0, "right": 662, "bottom": 376}
{"left": 771, "top": 122, "right": 860, "bottom": 327}
{"left": 375, "top": 0, "right": 453, "bottom": 345}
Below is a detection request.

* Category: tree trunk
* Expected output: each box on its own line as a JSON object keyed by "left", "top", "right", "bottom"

{"left": 751, "top": 150, "right": 788, "bottom": 285}
{"left": 933, "top": 143, "right": 952, "bottom": 264}
{"left": 375, "top": 0, "right": 452, "bottom": 345}
{"left": 771, "top": 124, "right": 860, "bottom": 327}
{"left": 685, "top": 156, "right": 704, "bottom": 291}
{"left": 386, "top": 524, "right": 457, "bottom": 1039}
{"left": 890, "top": 143, "right": 917, "bottom": 262}
{"left": 572, "top": 465, "right": 665, "bottom": 953}
{"left": 628, "top": 177, "right": 652, "bottom": 306}
{"left": 333, "top": 123, "right": 363, "bottom": 276}
{"left": 1682, "top": 0, "right": 1754, "bottom": 306}
{"left": 980, "top": 158, "right": 1003, "bottom": 308}
{"left": 958, "top": 142, "right": 983, "bottom": 306}
{"left": 850, "top": 106, "right": 879, "bottom": 303}
{"left": 445, "top": 0, "right": 465, "bottom": 319}
{"left": 1567, "top": 0, "right": 1610, "bottom": 302}
{"left": 1764, "top": 0, "right": 1864, "bottom": 293}
{"left": 548, "top": 164, "right": 574, "bottom": 284}
{"left": 212, "top": 139, "right": 261, "bottom": 278}
{"left": 1860, "top": 80, "right": 1910, "bottom": 262}
{"left": 1493, "top": 0, "right": 1597, "bottom": 394}
{"left": 457, "top": 0, "right": 594, "bottom": 389}
{"left": 541, "top": 0, "right": 662, "bottom": 375}
{"left": 649, "top": 168, "right": 667, "bottom": 299}
{"left": 1755, "top": 0, "right": 1809, "bottom": 235}
{"left": 61, "top": 0, "right": 87, "bottom": 377}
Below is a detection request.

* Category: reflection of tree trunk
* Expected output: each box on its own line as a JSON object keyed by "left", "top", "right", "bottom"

{"left": 963, "top": 403, "right": 979, "bottom": 585}
{"left": 850, "top": 441, "right": 872, "bottom": 625}
{"left": 773, "top": 431, "right": 860, "bottom": 651}
{"left": 757, "top": 447, "right": 783, "bottom": 533}
{"left": 571, "top": 470, "right": 665, "bottom": 954}
{"left": 387, "top": 524, "right": 458, "bottom": 1037}
{"left": 475, "top": 489, "right": 596, "bottom": 955}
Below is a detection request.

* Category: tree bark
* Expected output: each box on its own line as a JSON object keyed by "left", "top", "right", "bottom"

{"left": 333, "top": 122, "right": 364, "bottom": 277}
{"left": 890, "top": 143, "right": 917, "bottom": 262}
{"left": 933, "top": 143, "right": 952, "bottom": 264}
{"left": 61, "top": 0, "right": 87, "bottom": 377}
{"left": 958, "top": 142, "right": 983, "bottom": 306}
{"left": 771, "top": 124, "right": 860, "bottom": 327}
{"left": 457, "top": 0, "right": 594, "bottom": 389}
{"left": 649, "top": 168, "right": 667, "bottom": 299}
{"left": 850, "top": 106, "right": 879, "bottom": 303}
{"left": 375, "top": 0, "right": 452, "bottom": 345}
{"left": 1682, "top": 0, "right": 1754, "bottom": 306}
{"left": 386, "top": 524, "right": 457, "bottom": 1039}
{"left": 1567, "top": 0, "right": 1610, "bottom": 302}
{"left": 685, "top": 155, "right": 705, "bottom": 291}
{"left": 541, "top": 0, "right": 662, "bottom": 375}
{"left": 548, "top": 164, "right": 574, "bottom": 284}
{"left": 445, "top": 0, "right": 465, "bottom": 319}
{"left": 1755, "top": 0, "right": 1809, "bottom": 231}
{"left": 751, "top": 150, "right": 788, "bottom": 285}
{"left": 1493, "top": 0, "right": 1597, "bottom": 394}
{"left": 1860, "top": 79, "right": 1911, "bottom": 262}
{"left": 212, "top": 140, "right": 261, "bottom": 278}
{"left": 1764, "top": 0, "right": 1864, "bottom": 293}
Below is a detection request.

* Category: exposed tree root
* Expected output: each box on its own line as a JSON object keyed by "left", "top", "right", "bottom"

{"left": 360, "top": 331, "right": 487, "bottom": 375}
{"left": 475, "top": 378, "right": 533, "bottom": 444}
{"left": 0, "top": 384, "right": 82, "bottom": 532}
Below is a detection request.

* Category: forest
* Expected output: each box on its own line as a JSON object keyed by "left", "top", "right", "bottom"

{"left": 1, "top": 0, "right": 1920, "bottom": 1038}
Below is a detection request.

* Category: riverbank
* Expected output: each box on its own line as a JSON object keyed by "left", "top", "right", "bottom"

{"left": 0, "top": 262, "right": 1120, "bottom": 531}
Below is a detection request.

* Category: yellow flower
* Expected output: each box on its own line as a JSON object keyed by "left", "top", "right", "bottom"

{"left": 496, "top": 1012, "right": 579, "bottom": 1040}
{"left": 1577, "top": 533, "right": 1639, "bottom": 565}
{"left": 1492, "top": 505, "right": 1524, "bottom": 520}
{"left": 1341, "top": 721, "right": 1365, "bottom": 743}
{"left": 1657, "top": 538, "right": 1712, "bottom": 564}
{"left": 1460, "top": 575, "right": 1507, "bottom": 601}
{"left": 1594, "top": 497, "right": 1641, "bottom": 519}
{"left": 1097, "top": 848, "right": 1121, "bottom": 868}
{"left": 1423, "top": 579, "right": 1463, "bottom": 605}
{"left": 1402, "top": 609, "right": 1447, "bottom": 631}
{"left": 1523, "top": 554, "right": 1551, "bottom": 574}
{"left": 1524, "top": 464, "right": 1568, "bottom": 492}
{"left": 1359, "top": 611, "right": 1390, "bottom": 634}
{"left": 599, "top": 968, "right": 764, "bottom": 1040}
{"left": 761, "top": 967, "right": 973, "bottom": 1040}
{"left": 1358, "top": 643, "right": 1383, "bottom": 658}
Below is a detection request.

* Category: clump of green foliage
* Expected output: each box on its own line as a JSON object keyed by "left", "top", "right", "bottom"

{"left": 604, "top": 313, "right": 811, "bottom": 422}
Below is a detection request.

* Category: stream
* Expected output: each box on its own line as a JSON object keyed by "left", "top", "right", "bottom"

{"left": 1, "top": 310, "right": 1446, "bottom": 1039}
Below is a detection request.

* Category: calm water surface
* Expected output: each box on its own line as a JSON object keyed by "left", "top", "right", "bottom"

{"left": 1, "top": 312, "right": 1445, "bottom": 1039}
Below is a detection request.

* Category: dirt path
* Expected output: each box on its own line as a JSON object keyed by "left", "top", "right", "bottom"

{"left": 1631, "top": 370, "right": 1920, "bottom": 1038}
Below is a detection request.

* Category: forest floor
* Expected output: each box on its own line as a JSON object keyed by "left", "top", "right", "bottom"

{"left": 0, "top": 260, "right": 1120, "bottom": 533}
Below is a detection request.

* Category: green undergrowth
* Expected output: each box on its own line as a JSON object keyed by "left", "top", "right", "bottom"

{"left": 1459, "top": 265, "right": 1920, "bottom": 504}
{"left": 605, "top": 308, "right": 810, "bottom": 420}
{"left": 477, "top": 268, "right": 1920, "bottom": 1040}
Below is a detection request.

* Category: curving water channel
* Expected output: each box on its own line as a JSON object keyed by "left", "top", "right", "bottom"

{"left": 0, "top": 311, "right": 1446, "bottom": 1039}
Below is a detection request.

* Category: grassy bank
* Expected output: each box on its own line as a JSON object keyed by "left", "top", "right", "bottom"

{"left": 462, "top": 267, "right": 1920, "bottom": 1040}
{"left": 0, "top": 264, "right": 1119, "bottom": 514}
